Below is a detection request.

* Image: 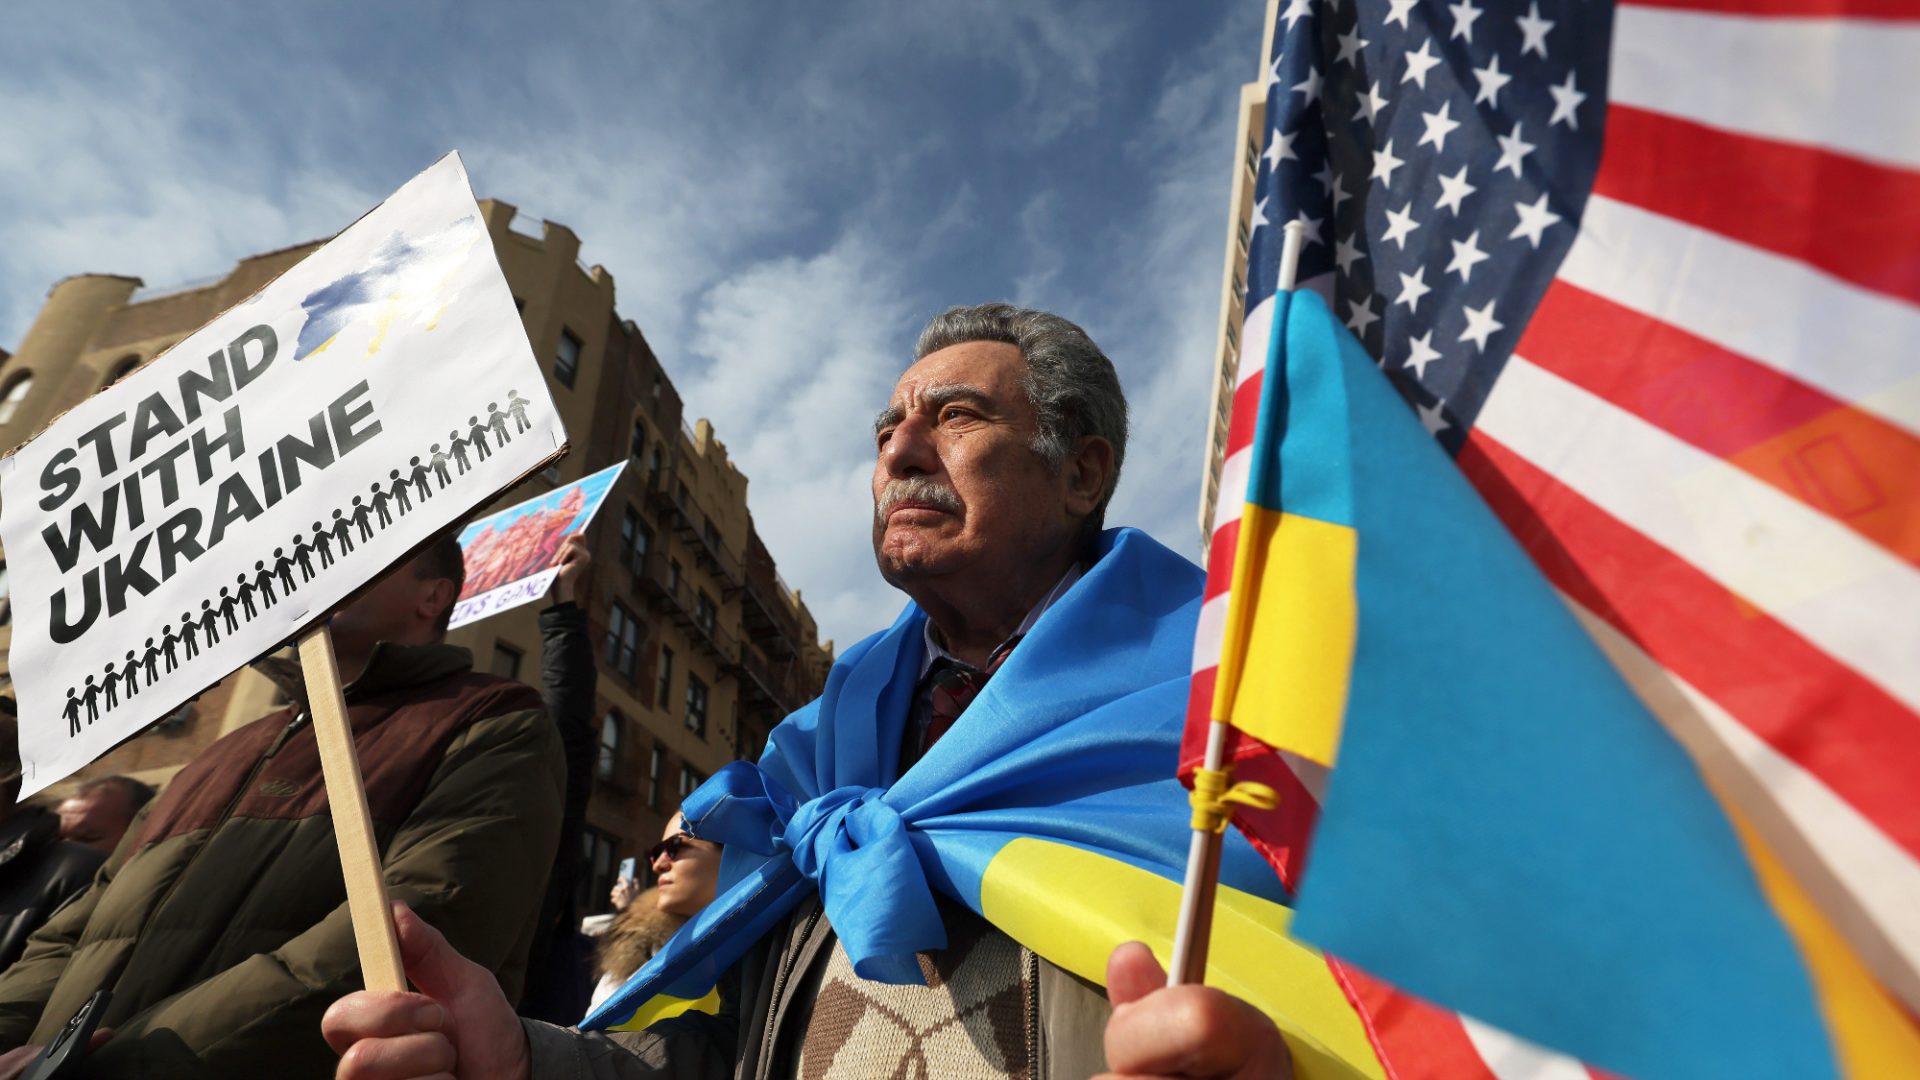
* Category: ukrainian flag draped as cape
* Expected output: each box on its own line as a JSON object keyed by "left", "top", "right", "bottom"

{"left": 585, "top": 528, "right": 1388, "bottom": 1079}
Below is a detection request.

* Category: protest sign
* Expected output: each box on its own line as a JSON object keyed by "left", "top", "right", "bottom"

{"left": 0, "top": 152, "right": 566, "bottom": 797}
{"left": 449, "top": 461, "right": 624, "bottom": 630}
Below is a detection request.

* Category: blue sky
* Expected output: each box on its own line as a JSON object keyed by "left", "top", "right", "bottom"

{"left": 0, "top": 1, "right": 1265, "bottom": 648}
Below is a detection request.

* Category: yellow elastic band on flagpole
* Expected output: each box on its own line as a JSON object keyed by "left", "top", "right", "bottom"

{"left": 1190, "top": 766, "right": 1279, "bottom": 832}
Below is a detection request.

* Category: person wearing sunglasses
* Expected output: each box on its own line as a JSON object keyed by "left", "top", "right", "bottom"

{"left": 589, "top": 814, "right": 719, "bottom": 1011}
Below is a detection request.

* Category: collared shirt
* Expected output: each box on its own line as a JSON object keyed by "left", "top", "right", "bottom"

{"left": 916, "top": 563, "right": 1085, "bottom": 679}
{"left": 902, "top": 564, "right": 1084, "bottom": 771}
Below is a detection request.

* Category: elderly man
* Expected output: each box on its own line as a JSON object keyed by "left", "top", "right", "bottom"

{"left": 323, "top": 305, "right": 1286, "bottom": 1079}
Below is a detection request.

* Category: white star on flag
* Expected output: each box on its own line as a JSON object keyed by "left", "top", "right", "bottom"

{"left": 1494, "top": 122, "right": 1535, "bottom": 177}
{"left": 1346, "top": 293, "right": 1382, "bottom": 336}
{"left": 1459, "top": 299, "right": 1505, "bottom": 350}
{"left": 1293, "top": 211, "right": 1326, "bottom": 246}
{"left": 1448, "top": 0, "right": 1484, "bottom": 43}
{"left": 1265, "top": 128, "right": 1297, "bottom": 170}
{"left": 1250, "top": 195, "right": 1271, "bottom": 238}
{"left": 1419, "top": 101, "right": 1462, "bottom": 153}
{"left": 1396, "top": 265, "right": 1433, "bottom": 311}
{"left": 1293, "top": 66, "right": 1324, "bottom": 103}
{"left": 1373, "top": 139, "right": 1406, "bottom": 187}
{"left": 1384, "top": 0, "right": 1419, "bottom": 29}
{"left": 1473, "top": 54, "right": 1513, "bottom": 107}
{"left": 1403, "top": 39, "right": 1443, "bottom": 90}
{"left": 1516, "top": 2, "right": 1554, "bottom": 57}
{"left": 1281, "top": 0, "right": 1314, "bottom": 31}
{"left": 1404, "top": 330, "right": 1442, "bottom": 380}
{"left": 1335, "top": 233, "right": 1367, "bottom": 274}
{"left": 1359, "top": 80, "right": 1390, "bottom": 126}
{"left": 1446, "top": 230, "right": 1491, "bottom": 281}
{"left": 1509, "top": 193, "right": 1562, "bottom": 248}
{"left": 1435, "top": 166, "right": 1476, "bottom": 215}
{"left": 1382, "top": 202, "right": 1421, "bottom": 249}
{"left": 1548, "top": 72, "right": 1587, "bottom": 130}
{"left": 1417, "top": 398, "right": 1451, "bottom": 437}
{"left": 1335, "top": 26, "right": 1370, "bottom": 67}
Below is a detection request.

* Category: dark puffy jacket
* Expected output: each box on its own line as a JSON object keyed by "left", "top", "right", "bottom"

{"left": 0, "top": 806, "right": 103, "bottom": 970}
{"left": 0, "top": 642, "right": 564, "bottom": 1078}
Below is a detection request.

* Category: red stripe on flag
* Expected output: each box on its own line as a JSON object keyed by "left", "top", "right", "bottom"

{"left": 1459, "top": 431, "right": 1920, "bottom": 859}
{"left": 1592, "top": 106, "right": 1920, "bottom": 307}
{"left": 1329, "top": 960, "right": 1500, "bottom": 1080}
{"left": 1224, "top": 369, "right": 1266, "bottom": 460}
{"left": 1518, "top": 281, "right": 1920, "bottom": 569}
{"left": 1619, "top": 0, "right": 1920, "bottom": 19}
{"left": 1203, "top": 517, "right": 1239, "bottom": 603}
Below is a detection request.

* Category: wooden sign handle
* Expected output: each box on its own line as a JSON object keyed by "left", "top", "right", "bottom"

{"left": 298, "top": 626, "right": 406, "bottom": 992}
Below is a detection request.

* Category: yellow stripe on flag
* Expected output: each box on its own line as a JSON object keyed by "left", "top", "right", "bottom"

{"left": 980, "top": 837, "right": 1385, "bottom": 1080}
{"left": 1719, "top": 801, "right": 1920, "bottom": 1076}
{"left": 1216, "top": 505, "right": 1357, "bottom": 766}
{"left": 607, "top": 987, "right": 723, "bottom": 1032}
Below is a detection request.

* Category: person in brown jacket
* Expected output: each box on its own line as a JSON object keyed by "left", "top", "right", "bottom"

{"left": 0, "top": 535, "right": 565, "bottom": 1079}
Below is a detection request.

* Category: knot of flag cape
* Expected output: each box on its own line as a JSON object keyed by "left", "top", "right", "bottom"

{"left": 582, "top": 528, "right": 1392, "bottom": 1080}
{"left": 683, "top": 768, "right": 946, "bottom": 984}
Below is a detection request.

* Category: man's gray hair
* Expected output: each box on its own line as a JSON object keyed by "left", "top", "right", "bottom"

{"left": 914, "top": 303, "right": 1128, "bottom": 540}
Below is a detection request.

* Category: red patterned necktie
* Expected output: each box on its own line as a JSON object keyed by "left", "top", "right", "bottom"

{"left": 921, "top": 637, "right": 1021, "bottom": 754}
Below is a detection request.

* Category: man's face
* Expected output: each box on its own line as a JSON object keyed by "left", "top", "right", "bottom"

{"left": 871, "top": 340, "right": 1072, "bottom": 587}
{"left": 328, "top": 557, "right": 452, "bottom": 652}
{"left": 58, "top": 787, "right": 134, "bottom": 853}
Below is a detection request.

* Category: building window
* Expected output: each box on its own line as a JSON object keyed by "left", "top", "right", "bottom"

{"left": 577, "top": 827, "right": 618, "bottom": 914}
{"left": 630, "top": 419, "right": 648, "bottom": 459}
{"left": 620, "top": 507, "right": 650, "bottom": 574}
{"left": 679, "top": 765, "right": 707, "bottom": 799}
{"left": 0, "top": 373, "right": 33, "bottom": 426}
{"left": 685, "top": 675, "right": 709, "bottom": 737}
{"left": 656, "top": 646, "right": 674, "bottom": 710}
{"left": 1231, "top": 275, "right": 1246, "bottom": 307}
{"left": 648, "top": 746, "right": 663, "bottom": 810}
{"left": 605, "top": 602, "right": 640, "bottom": 679}
{"left": 695, "top": 591, "right": 716, "bottom": 635}
{"left": 1236, "top": 218, "right": 1250, "bottom": 257}
{"left": 597, "top": 711, "right": 623, "bottom": 780}
{"left": 489, "top": 643, "right": 522, "bottom": 680}
{"left": 667, "top": 558, "right": 681, "bottom": 593}
{"left": 1245, "top": 135, "right": 1260, "bottom": 176}
{"left": 647, "top": 445, "right": 663, "bottom": 487}
{"left": 554, "top": 328, "right": 582, "bottom": 388}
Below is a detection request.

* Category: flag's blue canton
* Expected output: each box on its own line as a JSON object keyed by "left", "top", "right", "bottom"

{"left": 1247, "top": 0, "right": 1614, "bottom": 452}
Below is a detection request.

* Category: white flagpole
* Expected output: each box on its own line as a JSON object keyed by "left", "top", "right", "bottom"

{"left": 1168, "top": 219, "right": 1307, "bottom": 986}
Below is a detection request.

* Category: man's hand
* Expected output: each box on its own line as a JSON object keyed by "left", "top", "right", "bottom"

{"left": 1098, "top": 941, "right": 1292, "bottom": 1080}
{"left": 0, "top": 1030, "right": 112, "bottom": 1080}
{"left": 552, "top": 534, "right": 592, "bottom": 606}
{"left": 322, "top": 903, "right": 530, "bottom": 1080}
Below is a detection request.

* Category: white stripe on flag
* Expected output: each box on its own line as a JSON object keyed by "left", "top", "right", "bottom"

{"left": 1566, "top": 597, "right": 1920, "bottom": 1006}
{"left": 1479, "top": 354, "right": 1920, "bottom": 714}
{"left": 1558, "top": 195, "right": 1920, "bottom": 435}
{"left": 1191, "top": 592, "right": 1229, "bottom": 674}
{"left": 1459, "top": 1015, "right": 1595, "bottom": 1080}
{"left": 1237, "top": 294, "right": 1275, "bottom": 391}
{"left": 1213, "top": 444, "right": 1252, "bottom": 533}
{"left": 1611, "top": 6, "right": 1920, "bottom": 169}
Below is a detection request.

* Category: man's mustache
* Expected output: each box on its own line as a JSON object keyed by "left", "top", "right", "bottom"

{"left": 875, "top": 477, "right": 962, "bottom": 523}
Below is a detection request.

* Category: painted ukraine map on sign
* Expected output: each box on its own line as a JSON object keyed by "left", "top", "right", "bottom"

{"left": 0, "top": 152, "right": 566, "bottom": 796}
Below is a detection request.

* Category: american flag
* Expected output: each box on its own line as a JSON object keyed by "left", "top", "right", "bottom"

{"left": 1194, "top": 0, "right": 1920, "bottom": 1074}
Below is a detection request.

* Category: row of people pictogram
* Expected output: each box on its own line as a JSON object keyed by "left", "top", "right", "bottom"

{"left": 59, "top": 390, "right": 538, "bottom": 735}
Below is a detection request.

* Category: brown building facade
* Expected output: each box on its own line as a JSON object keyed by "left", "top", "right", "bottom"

{"left": 0, "top": 200, "right": 835, "bottom": 918}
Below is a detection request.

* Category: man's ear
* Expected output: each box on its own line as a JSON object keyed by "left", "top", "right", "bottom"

{"left": 419, "top": 577, "right": 457, "bottom": 628}
{"left": 1063, "top": 435, "right": 1116, "bottom": 519}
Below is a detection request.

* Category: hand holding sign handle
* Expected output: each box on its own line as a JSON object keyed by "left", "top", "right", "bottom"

{"left": 297, "top": 625, "right": 406, "bottom": 992}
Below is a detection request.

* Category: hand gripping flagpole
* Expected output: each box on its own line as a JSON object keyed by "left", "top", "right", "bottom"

{"left": 1167, "top": 219, "right": 1305, "bottom": 986}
